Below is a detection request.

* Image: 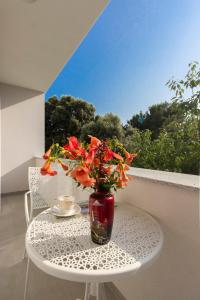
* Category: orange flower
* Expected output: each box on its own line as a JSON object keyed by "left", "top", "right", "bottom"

{"left": 89, "top": 136, "right": 101, "bottom": 151}
{"left": 71, "top": 166, "right": 95, "bottom": 187}
{"left": 43, "top": 148, "right": 51, "bottom": 159}
{"left": 103, "top": 147, "right": 113, "bottom": 162}
{"left": 71, "top": 166, "right": 90, "bottom": 182}
{"left": 80, "top": 177, "right": 96, "bottom": 187}
{"left": 93, "top": 158, "right": 100, "bottom": 167}
{"left": 85, "top": 150, "right": 95, "bottom": 164}
{"left": 68, "top": 136, "right": 79, "bottom": 149}
{"left": 121, "top": 170, "right": 129, "bottom": 183}
{"left": 113, "top": 152, "right": 123, "bottom": 161}
{"left": 64, "top": 137, "right": 86, "bottom": 160}
{"left": 116, "top": 163, "right": 130, "bottom": 187}
{"left": 47, "top": 168, "right": 58, "bottom": 176}
{"left": 41, "top": 161, "right": 50, "bottom": 173}
{"left": 41, "top": 161, "right": 57, "bottom": 176}
{"left": 76, "top": 147, "right": 87, "bottom": 159}
{"left": 41, "top": 135, "right": 134, "bottom": 190}
{"left": 63, "top": 136, "right": 78, "bottom": 151}
{"left": 58, "top": 159, "right": 69, "bottom": 171}
{"left": 116, "top": 163, "right": 130, "bottom": 173}
{"left": 102, "top": 165, "right": 112, "bottom": 175}
{"left": 125, "top": 151, "right": 137, "bottom": 164}
{"left": 41, "top": 169, "right": 48, "bottom": 176}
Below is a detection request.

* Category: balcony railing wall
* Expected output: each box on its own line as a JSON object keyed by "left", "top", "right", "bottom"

{"left": 115, "top": 173, "right": 199, "bottom": 300}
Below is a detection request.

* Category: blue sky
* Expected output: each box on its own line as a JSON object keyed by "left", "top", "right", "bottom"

{"left": 46, "top": 0, "right": 200, "bottom": 123}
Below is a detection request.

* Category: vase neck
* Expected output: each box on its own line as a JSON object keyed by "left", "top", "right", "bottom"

{"left": 95, "top": 188, "right": 111, "bottom": 194}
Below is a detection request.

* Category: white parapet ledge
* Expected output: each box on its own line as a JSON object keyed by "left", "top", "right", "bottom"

{"left": 35, "top": 157, "right": 199, "bottom": 191}
{"left": 128, "top": 167, "right": 200, "bottom": 191}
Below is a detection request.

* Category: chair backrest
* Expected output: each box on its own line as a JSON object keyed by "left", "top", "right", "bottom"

{"left": 28, "top": 166, "right": 95, "bottom": 210}
{"left": 28, "top": 167, "right": 49, "bottom": 210}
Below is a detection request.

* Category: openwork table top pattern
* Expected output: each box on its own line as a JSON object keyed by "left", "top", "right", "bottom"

{"left": 26, "top": 203, "right": 163, "bottom": 282}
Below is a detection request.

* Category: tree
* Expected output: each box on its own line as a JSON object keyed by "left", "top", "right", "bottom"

{"left": 123, "top": 116, "right": 200, "bottom": 174}
{"left": 45, "top": 96, "right": 95, "bottom": 149}
{"left": 124, "top": 62, "right": 200, "bottom": 174}
{"left": 127, "top": 102, "right": 177, "bottom": 139}
{"left": 166, "top": 61, "right": 200, "bottom": 131}
{"left": 154, "top": 118, "right": 200, "bottom": 174}
{"left": 124, "top": 128, "right": 154, "bottom": 169}
{"left": 127, "top": 111, "right": 147, "bottom": 131}
{"left": 81, "top": 113, "right": 124, "bottom": 142}
{"left": 127, "top": 62, "right": 200, "bottom": 140}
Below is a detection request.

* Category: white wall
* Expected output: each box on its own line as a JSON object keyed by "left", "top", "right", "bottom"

{"left": 1, "top": 83, "right": 44, "bottom": 193}
{"left": 115, "top": 178, "right": 200, "bottom": 300}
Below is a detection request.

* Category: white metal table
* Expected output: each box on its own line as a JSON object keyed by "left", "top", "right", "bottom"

{"left": 24, "top": 203, "right": 163, "bottom": 300}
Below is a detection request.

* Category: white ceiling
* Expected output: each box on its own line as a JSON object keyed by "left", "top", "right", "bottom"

{"left": 0, "top": 0, "right": 109, "bottom": 92}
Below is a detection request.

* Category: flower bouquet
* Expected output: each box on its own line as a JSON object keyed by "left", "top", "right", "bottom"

{"left": 41, "top": 136, "right": 137, "bottom": 244}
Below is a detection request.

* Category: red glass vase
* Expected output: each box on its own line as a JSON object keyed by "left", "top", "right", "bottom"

{"left": 89, "top": 191, "right": 114, "bottom": 245}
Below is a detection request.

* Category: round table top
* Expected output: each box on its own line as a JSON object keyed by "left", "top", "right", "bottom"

{"left": 26, "top": 203, "right": 163, "bottom": 283}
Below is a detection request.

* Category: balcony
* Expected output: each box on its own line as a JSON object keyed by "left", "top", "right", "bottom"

{"left": 1, "top": 1, "right": 199, "bottom": 299}
{"left": 1, "top": 159, "right": 199, "bottom": 300}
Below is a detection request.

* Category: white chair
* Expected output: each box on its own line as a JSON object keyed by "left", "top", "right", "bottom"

{"left": 23, "top": 166, "right": 84, "bottom": 300}
{"left": 23, "top": 167, "right": 49, "bottom": 261}
{"left": 24, "top": 167, "right": 52, "bottom": 300}
{"left": 24, "top": 167, "right": 49, "bottom": 226}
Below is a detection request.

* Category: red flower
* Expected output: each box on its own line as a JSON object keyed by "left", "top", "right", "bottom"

{"left": 41, "top": 161, "right": 57, "bottom": 176}
{"left": 71, "top": 166, "right": 95, "bottom": 187}
{"left": 80, "top": 177, "right": 96, "bottom": 187}
{"left": 116, "top": 163, "right": 130, "bottom": 173}
{"left": 41, "top": 161, "right": 50, "bottom": 173}
{"left": 113, "top": 152, "right": 123, "bottom": 161}
{"left": 68, "top": 136, "right": 79, "bottom": 149}
{"left": 116, "top": 163, "right": 130, "bottom": 187}
{"left": 63, "top": 136, "right": 78, "bottom": 150}
{"left": 125, "top": 151, "right": 137, "bottom": 164}
{"left": 85, "top": 150, "right": 95, "bottom": 164}
{"left": 71, "top": 166, "right": 90, "bottom": 182}
{"left": 43, "top": 148, "right": 51, "bottom": 159}
{"left": 102, "top": 165, "right": 112, "bottom": 175}
{"left": 41, "top": 135, "right": 136, "bottom": 190}
{"left": 58, "top": 159, "right": 68, "bottom": 171}
{"left": 89, "top": 136, "right": 101, "bottom": 151}
{"left": 103, "top": 147, "right": 114, "bottom": 162}
{"left": 47, "top": 168, "right": 58, "bottom": 176}
{"left": 76, "top": 147, "right": 87, "bottom": 159}
{"left": 93, "top": 158, "right": 100, "bottom": 167}
{"left": 117, "top": 171, "right": 129, "bottom": 187}
{"left": 64, "top": 137, "right": 86, "bottom": 160}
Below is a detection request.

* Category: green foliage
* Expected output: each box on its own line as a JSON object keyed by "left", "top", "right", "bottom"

{"left": 124, "top": 62, "right": 200, "bottom": 174}
{"left": 80, "top": 113, "right": 124, "bottom": 142}
{"left": 124, "top": 128, "right": 155, "bottom": 169}
{"left": 45, "top": 95, "right": 95, "bottom": 149}
{"left": 123, "top": 117, "right": 199, "bottom": 174}
{"left": 127, "top": 102, "right": 183, "bottom": 139}
{"left": 127, "top": 103, "right": 173, "bottom": 139}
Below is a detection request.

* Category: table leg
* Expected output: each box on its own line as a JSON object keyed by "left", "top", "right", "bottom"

{"left": 22, "top": 248, "right": 27, "bottom": 260}
{"left": 99, "top": 283, "right": 106, "bottom": 300}
{"left": 90, "top": 283, "right": 98, "bottom": 297}
{"left": 83, "top": 282, "right": 100, "bottom": 300}
{"left": 24, "top": 258, "right": 30, "bottom": 300}
{"left": 84, "top": 283, "right": 90, "bottom": 300}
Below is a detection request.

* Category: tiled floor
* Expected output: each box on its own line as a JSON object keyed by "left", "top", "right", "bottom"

{"left": 0, "top": 192, "right": 122, "bottom": 300}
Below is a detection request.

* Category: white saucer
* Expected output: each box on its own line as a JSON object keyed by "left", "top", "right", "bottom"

{"left": 51, "top": 203, "right": 81, "bottom": 217}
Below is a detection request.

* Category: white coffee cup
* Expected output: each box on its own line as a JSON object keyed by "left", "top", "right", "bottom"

{"left": 57, "top": 195, "right": 75, "bottom": 211}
